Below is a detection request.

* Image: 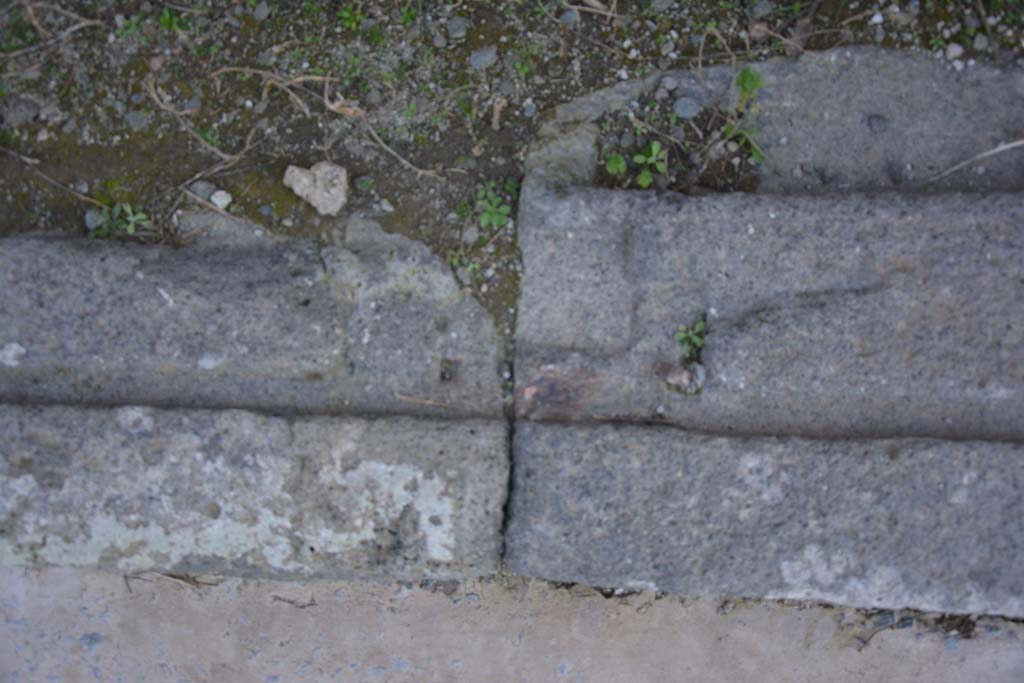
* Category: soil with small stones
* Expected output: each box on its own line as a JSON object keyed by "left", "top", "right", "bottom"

{"left": 2, "top": 0, "right": 1022, "bottom": 339}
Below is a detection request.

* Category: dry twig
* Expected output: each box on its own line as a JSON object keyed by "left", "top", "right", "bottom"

{"left": 928, "top": 139, "right": 1024, "bottom": 183}
{"left": 0, "top": 145, "right": 105, "bottom": 207}
{"left": 1, "top": 3, "right": 101, "bottom": 62}
{"left": 144, "top": 78, "right": 238, "bottom": 162}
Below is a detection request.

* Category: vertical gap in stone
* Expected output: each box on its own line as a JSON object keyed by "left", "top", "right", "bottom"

{"left": 498, "top": 351, "right": 516, "bottom": 564}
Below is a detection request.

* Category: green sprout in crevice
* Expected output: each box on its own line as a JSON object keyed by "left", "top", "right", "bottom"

{"left": 88, "top": 203, "right": 153, "bottom": 239}
{"left": 723, "top": 66, "right": 766, "bottom": 164}
{"left": 666, "top": 313, "right": 707, "bottom": 395}
{"left": 475, "top": 181, "right": 513, "bottom": 230}
{"left": 633, "top": 140, "right": 668, "bottom": 188}
{"left": 674, "top": 314, "right": 706, "bottom": 363}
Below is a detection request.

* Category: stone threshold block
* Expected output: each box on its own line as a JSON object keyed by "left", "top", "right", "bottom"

{"left": 0, "top": 405, "right": 508, "bottom": 579}
{"left": 0, "top": 216, "right": 504, "bottom": 419}
{"left": 541, "top": 47, "right": 1024, "bottom": 193}
{"left": 504, "top": 422, "right": 1024, "bottom": 617}
{"left": 516, "top": 188, "right": 1024, "bottom": 440}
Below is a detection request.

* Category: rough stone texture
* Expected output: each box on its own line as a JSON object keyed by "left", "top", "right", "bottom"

{"left": 0, "top": 405, "right": 508, "bottom": 578}
{"left": 0, "top": 220, "right": 503, "bottom": 418}
{"left": 743, "top": 48, "right": 1024, "bottom": 193}
{"left": 538, "top": 47, "right": 1024, "bottom": 193}
{"left": 283, "top": 160, "right": 350, "bottom": 216}
{"left": 5, "top": 569, "right": 1024, "bottom": 683}
{"left": 505, "top": 422, "right": 1024, "bottom": 617}
{"left": 516, "top": 188, "right": 1024, "bottom": 439}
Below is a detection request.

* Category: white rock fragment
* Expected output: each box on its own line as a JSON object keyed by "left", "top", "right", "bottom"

{"left": 945, "top": 42, "right": 965, "bottom": 60}
{"left": 283, "top": 161, "right": 349, "bottom": 216}
{"left": 209, "top": 189, "right": 233, "bottom": 210}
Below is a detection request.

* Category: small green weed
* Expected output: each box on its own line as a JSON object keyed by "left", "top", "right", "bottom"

{"left": 447, "top": 248, "right": 479, "bottom": 276}
{"left": 723, "top": 122, "right": 765, "bottom": 164}
{"left": 723, "top": 66, "right": 766, "bottom": 164}
{"left": 115, "top": 14, "right": 144, "bottom": 39}
{"left": 400, "top": 3, "right": 417, "bottom": 25}
{"left": 303, "top": 1, "right": 323, "bottom": 18}
{"left": 1, "top": 8, "right": 37, "bottom": 53}
{"left": 735, "top": 66, "right": 763, "bottom": 113}
{"left": 158, "top": 8, "right": 188, "bottom": 32}
{"left": 674, "top": 314, "right": 706, "bottom": 363}
{"left": 475, "top": 183, "right": 512, "bottom": 229}
{"left": 633, "top": 141, "right": 668, "bottom": 189}
{"left": 605, "top": 152, "right": 627, "bottom": 176}
{"left": 337, "top": 5, "right": 365, "bottom": 30}
{"left": 89, "top": 203, "right": 153, "bottom": 239}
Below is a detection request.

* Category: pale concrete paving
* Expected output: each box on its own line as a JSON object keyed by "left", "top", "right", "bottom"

{"left": 2, "top": 567, "right": 1023, "bottom": 683}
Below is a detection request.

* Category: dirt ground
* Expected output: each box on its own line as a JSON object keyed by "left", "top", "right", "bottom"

{"left": 2, "top": 0, "right": 1023, "bottom": 335}
{"left": 2, "top": 567, "right": 1023, "bottom": 682}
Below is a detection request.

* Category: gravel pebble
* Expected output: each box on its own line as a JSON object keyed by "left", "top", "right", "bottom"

{"left": 84, "top": 209, "right": 104, "bottom": 231}
{"left": 210, "top": 190, "right": 233, "bottom": 210}
{"left": 945, "top": 42, "right": 965, "bottom": 60}
{"left": 188, "top": 180, "right": 217, "bottom": 201}
{"left": 672, "top": 96, "right": 700, "bottom": 120}
{"left": 469, "top": 46, "right": 498, "bottom": 71}
{"left": 750, "top": 1, "right": 773, "bottom": 20}
{"left": 447, "top": 16, "right": 468, "bottom": 40}
{"left": 251, "top": 1, "right": 270, "bottom": 21}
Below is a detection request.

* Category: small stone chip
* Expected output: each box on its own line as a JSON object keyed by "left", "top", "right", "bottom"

{"left": 283, "top": 161, "right": 350, "bottom": 216}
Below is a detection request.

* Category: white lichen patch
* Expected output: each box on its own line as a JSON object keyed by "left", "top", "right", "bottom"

{"left": 5, "top": 509, "right": 298, "bottom": 573}
{"left": 1, "top": 342, "right": 26, "bottom": 367}
{"left": 0, "top": 407, "right": 490, "bottom": 577}
{"left": 316, "top": 458, "right": 455, "bottom": 562}
{"left": 780, "top": 544, "right": 851, "bottom": 588}
{"left": 197, "top": 354, "right": 224, "bottom": 370}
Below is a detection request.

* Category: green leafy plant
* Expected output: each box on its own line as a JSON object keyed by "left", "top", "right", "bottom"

{"left": 366, "top": 25, "right": 386, "bottom": 46}
{"left": 605, "top": 152, "right": 627, "bottom": 176}
{"left": 723, "top": 122, "right": 765, "bottom": 164}
{"left": 475, "top": 183, "right": 512, "bottom": 229}
{"left": 722, "top": 66, "right": 766, "bottom": 164}
{"left": 158, "top": 8, "right": 188, "bottom": 32}
{"left": 674, "top": 314, "right": 706, "bottom": 363}
{"left": 633, "top": 141, "right": 668, "bottom": 189}
{"left": 303, "top": 1, "right": 322, "bottom": 18}
{"left": 89, "top": 203, "right": 153, "bottom": 239}
{"left": 735, "top": 66, "right": 763, "bottom": 113}
{"left": 337, "top": 5, "right": 364, "bottom": 30}
{"left": 447, "top": 247, "right": 478, "bottom": 276}
{"left": 1, "top": 8, "right": 38, "bottom": 53}
{"left": 115, "top": 14, "right": 144, "bottom": 39}
{"left": 400, "top": 3, "right": 417, "bottom": 25}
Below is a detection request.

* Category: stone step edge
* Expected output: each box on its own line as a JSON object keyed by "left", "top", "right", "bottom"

{"left": 1, "top": 404, "right": 510, "bottom": 580}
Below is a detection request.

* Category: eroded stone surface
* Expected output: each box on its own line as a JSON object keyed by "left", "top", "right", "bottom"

{"left": 505, "top": 422, "right": 1024, "bottom": 617}
{"left": 516, "top": 188, "right": 1024, "bottom": 439}
{"left": 0, "top": 221, "right": 504, "bottom": 418}
{"left": 0, "top": 405, "right": 508, "bottom": 578}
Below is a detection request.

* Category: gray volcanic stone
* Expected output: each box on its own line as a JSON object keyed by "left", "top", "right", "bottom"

{"left": 742, "top": 48, "right": 1024, "bottom": 192}
{"left": 0, "top": 220, "right": 503, "bottom": 418}
{"left": 504, "top": 422, "right": 1024, "bottom": 617}
{"left": 0, "top": 405, "right": 508, "bottom": 579}
{"left": 516, "top": 188, "right": 1024, "bottom": 440}
{"left": 541, "top": 47, "right": 1024, "bottom": 193}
